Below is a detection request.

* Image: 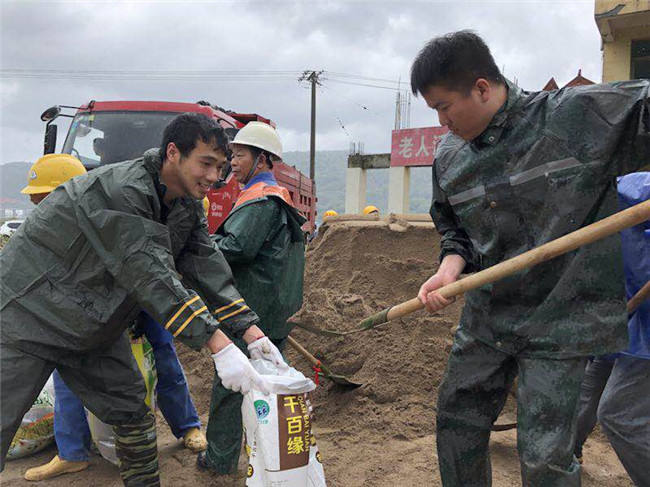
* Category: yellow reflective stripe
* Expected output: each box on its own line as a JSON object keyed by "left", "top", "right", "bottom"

{"left": 213, "top": 298, "right": 245, "bottom": 315}
{"left": 173, "top": 306, "right": 208, "bottom": 338}
{"left": 165, "top": 295, "right": 201, "bottom": 330}
{"left": 219, "top": 305, "right": 249, "bottom": 322}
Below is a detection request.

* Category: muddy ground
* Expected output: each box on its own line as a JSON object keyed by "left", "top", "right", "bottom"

{"left": 1, "top": 220, "right": 632, "bottom": 486}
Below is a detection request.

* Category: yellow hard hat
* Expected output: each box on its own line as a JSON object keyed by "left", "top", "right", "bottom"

{"left": 363, "top": 205, "right": 379, "bottom": 215}
{"left": 324, "top": 210, "right": 338, "bottom": 218}
{"left": 21, "top": 154, "right": 86, "bottom": 195}
{"left": 202, "top": 197, "right": 210, "bottom": 217}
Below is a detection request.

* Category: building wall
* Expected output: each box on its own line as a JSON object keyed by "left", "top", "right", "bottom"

{"left": 596, "top": 0, "right": 650, "bottom": 17}
{"left": 602, "top": 26, "right": 650, "bottom": 81}
{"left": 595, "top": 0, "right": 650, "bottom": 82}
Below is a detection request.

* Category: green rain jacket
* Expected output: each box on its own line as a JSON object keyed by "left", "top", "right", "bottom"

{"left": 432, "top": 79, "right": 650, "bottom": 358}
{"left": 212, "top": 176, "right": 306, "bottom": 340}
{"left": 0, "top": 149, "right": 258, "bottom": 361}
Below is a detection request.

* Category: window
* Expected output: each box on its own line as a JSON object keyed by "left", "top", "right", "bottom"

{"left": 631, "top": 40, "right": 650, "bottom": 80}
{"left": 62, "top": 111, "right": 179, "bottom": 169}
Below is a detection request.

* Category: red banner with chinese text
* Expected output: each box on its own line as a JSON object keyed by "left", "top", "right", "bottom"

{"left": 390, "top": 126, "right": 448, "bottom": 167}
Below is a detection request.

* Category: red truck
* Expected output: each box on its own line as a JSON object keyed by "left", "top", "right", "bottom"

{"left": 40, "top": 100, "right": 317, "bottom": 235}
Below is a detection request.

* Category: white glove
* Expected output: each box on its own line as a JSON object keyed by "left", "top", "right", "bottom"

{"left": 248, "top": 337, "right": 289, "bottom": 370}
{"left": 212, "top": 344, "right": 270, "bottom": 395}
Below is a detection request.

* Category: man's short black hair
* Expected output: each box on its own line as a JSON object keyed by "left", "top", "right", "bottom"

{"left": 410, "top": 30, "right": 504, "bottom": 97}
{"left": 161, "top": 113, "right": 230, "bottom": 160}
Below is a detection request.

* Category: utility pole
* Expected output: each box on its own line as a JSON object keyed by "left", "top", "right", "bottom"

{"left": 299, "top": 70, "right": 323, "bottom": 181}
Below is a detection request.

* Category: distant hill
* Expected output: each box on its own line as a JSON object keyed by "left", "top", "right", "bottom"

{"left": 0, "top": 151, "right": 434, "bottom": 216}
{"left": 0, "top": 162, "right": 32, "bottom": 210}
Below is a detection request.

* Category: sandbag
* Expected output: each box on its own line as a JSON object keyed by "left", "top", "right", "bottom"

{"left": 7, "top": 375, "right": 55, "bottom": 460}
{"left": 242, "top": 360, "right": 326, "bottom": 486}
{"left": 87, "top": 333, "right": 157, "bottom": 465}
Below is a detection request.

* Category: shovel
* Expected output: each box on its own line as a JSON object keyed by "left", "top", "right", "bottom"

{"left": 355, "top": 199, "right": 650, "bottom": 331}
{"left": 287, "top": 336, "right": 362, "bottom": 388}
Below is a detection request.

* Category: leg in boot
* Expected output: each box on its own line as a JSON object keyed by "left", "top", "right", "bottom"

{"left": 114, "top": 411, "right": 160, "bottom": 487}
{"left": 202, "top": 369, "right": 245, "bottom": 474}
{"left": 1, "top": 344, "right": 54, "bottom": 471}
{"left": 517, "top": 356, "right": 586, "bottom": 487}
{"left": 436, "top": 330, "right": 516, "bottom": 486}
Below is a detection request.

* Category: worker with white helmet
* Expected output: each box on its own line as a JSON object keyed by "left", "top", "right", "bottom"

{"left": 198, "top": 122, "right": 306, "bottom": 475}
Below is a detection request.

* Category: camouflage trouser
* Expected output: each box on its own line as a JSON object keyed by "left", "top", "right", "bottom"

{"left": 115, "top": 411, "right": 159, "bottom": 487}
{"left": 436, "top": 329, "right": 586, "bottom": 487}
{"left": 0, "top": 334, "right": 159, "bottom": 486}
{"left": 204, "top": 337, "right": 286, "bottom": 474}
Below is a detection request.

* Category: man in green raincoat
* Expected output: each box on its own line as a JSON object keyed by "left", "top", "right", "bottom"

{"left": 0, "top": 114, "right": 287, "bottom": 486}
{"left": 410, "top": 31, "right": 649, "bottom": 486}
{"left": 197, "top": 122, "right": 306, "bottom": 475}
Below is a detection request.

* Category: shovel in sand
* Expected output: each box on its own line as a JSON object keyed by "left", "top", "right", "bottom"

{"left": 287, "top": 336, "right": 362, "bottom": 387}
{"left": 354, "top": 199, "right": 650, "bottom": 331}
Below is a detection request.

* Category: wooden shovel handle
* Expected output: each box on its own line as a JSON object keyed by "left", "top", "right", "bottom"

{"left": 287, "top": 336, "right": 319, "bottom": 367}
{"left": 628, "top": 280, "right": 650, "bottom": 314}
{"left": 385, "top": 199, "right": 650, "bottom": 322}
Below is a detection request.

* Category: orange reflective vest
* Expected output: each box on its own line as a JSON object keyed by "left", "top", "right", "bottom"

{"left": 233, "top": 181, "right": 295, "bottom": 210}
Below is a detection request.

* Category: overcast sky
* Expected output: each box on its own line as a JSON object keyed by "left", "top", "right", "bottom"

{"left": 1, "top": 0, "right": 602, "bottom": 165}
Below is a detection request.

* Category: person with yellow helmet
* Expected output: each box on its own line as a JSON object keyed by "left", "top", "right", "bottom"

{"left": 21, "top": 154, "right": 209, "bottom": 481}
{"left": 198, "top": 122, "right": 306, "bottom": 476}
{"left": 363, "top": 205, "right": 380, "bottom": 216}
{"left": 323, "top": 209, "right": 338, "bottom": 218}
{"left": 21, "top": 154, "right": 86, "bottom": 205}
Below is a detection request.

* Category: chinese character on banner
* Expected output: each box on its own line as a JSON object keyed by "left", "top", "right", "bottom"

{"left": 391, "top": 126, "right": 449, "bottom": 167}
{"left": 432, "top": 134, "right": 443, "bottom": 151}
{"left": 398, "top": 137, "right": 413, "bottom": 158}
{"left": 415, "top": 135, "right": 429, "bottom": 157}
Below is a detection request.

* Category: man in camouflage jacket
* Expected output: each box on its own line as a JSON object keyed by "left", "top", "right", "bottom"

{"left": 410, "top": 31, "right": 649, "bottom": 486}
{"left": 0, "top": 114, "right": 284, "bottom": 486}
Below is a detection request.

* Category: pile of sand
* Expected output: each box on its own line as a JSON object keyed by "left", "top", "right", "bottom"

{"left": 1, "top": 218, "right": 632, "bottom": 486}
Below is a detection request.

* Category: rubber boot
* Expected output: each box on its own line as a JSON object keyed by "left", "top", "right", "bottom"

{"left": 183, "top": 427, "right": 207, "bottom": 452}
{"left": 24, "top": 455, "right": 89, "bottom": 481}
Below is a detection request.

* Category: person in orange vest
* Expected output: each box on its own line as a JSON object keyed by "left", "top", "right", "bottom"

{"left": 198, "top": 122, "right": 306, "bottom": 475}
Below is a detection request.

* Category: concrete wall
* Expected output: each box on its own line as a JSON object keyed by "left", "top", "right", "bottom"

{"left": 595, "top": 0, "right": 650, "bottom": 82}
{"left": 602, "top": 25, "right": 650, "bottom": 81}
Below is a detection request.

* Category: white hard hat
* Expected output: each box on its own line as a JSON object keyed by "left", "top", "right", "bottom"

{"left": 230, "top": 121, "right": 283, "bottom": 160}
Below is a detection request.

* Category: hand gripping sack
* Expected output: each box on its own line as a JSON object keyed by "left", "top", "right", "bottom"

{"left": 242, "top": 360, "right": 327, "bottom": 487}
{"left": 7, "top": 375, "right": 55, "bottom": 460}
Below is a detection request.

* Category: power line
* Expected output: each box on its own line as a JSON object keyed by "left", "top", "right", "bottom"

{"left": 319, "top": 84, "right": 383, "bottom": 117}
{"left": 326, "top": 71, "right": 404, "bottom": 85}
{"left": 0, "top": 68, "right": 303, "bottom": 81}
{"left": 323, "top": 78, "right": 410, "bottom": 92}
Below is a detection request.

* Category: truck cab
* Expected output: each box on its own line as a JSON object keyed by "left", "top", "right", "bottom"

{"left": 42, "top": 100, "right": 316, "bottom": 235}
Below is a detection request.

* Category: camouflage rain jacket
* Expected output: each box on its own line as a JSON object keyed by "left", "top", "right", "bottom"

{"left": 212, "top": 172, "right": 306, "bottom": 340}
{"left": 0, "top": 148, "right": 258, "bottom": 361}
{"left": 432, "top": 79, "right": 650, "bottom": 358}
